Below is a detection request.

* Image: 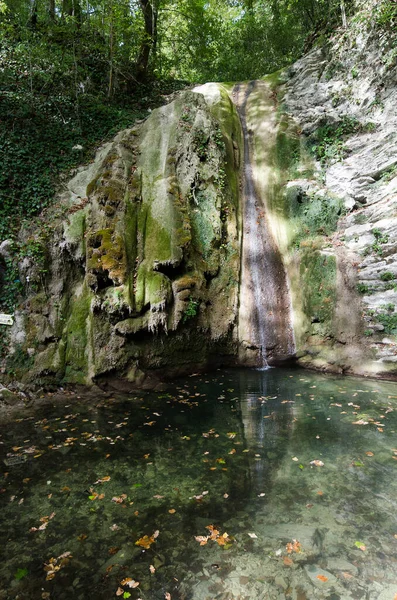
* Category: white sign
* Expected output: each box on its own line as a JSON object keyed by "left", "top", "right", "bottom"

{"left": 0, "top": 314, "right": 14, "bottom": 326}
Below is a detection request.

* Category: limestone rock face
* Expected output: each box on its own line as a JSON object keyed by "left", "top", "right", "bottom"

{"left": 3, "top": 2, "right": 397, "bottom": 385}
{"left": 283, "top": 8, "right": 397, "bottom": 376}
{"left": 8, "top": 87, "right": 242, "bottom": 386}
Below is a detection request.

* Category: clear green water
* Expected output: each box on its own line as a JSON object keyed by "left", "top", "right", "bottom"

{"left": 1, "top": 368, "right": 397, "bottom": 600}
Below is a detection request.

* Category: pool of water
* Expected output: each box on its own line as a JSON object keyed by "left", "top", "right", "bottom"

{"left": 1, "top": 368, "right": 397, "bottom": 600}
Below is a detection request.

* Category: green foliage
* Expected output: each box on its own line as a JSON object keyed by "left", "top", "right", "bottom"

{"left": 380, "top": 272, "right": 395, "bottom": 282}
{"left": 183, "top": 297, "right": 200, "bottom": 323}
{"left": 0, "top": 17, "right": 187, "bottom": 240}
{"left": 311, "top": 117, "right": 363, "bottom": 166}
{"left": 357, "top": 283, "right": 370, "bottom": 294}
{"left": 375, "top": 0, "right": 397, "bottom": 28}
{"left": 372, "top": 228, "right": 389, "bottom": 255}
{"left": 290, "top": 190, "right": 344, "bottom": 246}
{"left": 377, "top": 312, "right": 397, "bottom": 335}
{"left": 14, "top": 568, "right": 28, "bottom": 581}
{"left": 0, "top": 256, "right": 23, "bottom": 312}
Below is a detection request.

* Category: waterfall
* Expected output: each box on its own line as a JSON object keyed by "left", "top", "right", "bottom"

{"left": 233, "top": 81, "right": 296, "bottom": 366}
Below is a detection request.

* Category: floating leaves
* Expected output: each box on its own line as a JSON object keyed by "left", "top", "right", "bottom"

{"left": 94, "top": 475, "right": 111, "bottom": 484}
{"left": 286, "top": 539, "right": 302, "bottom": 554}
{"left": 120, "top": 578, "right": 139, "bottom": 588}
{"left": 88, "top": 488, "right": 105, "bottom": 501}
{"left": 135, "top": 530, "right": 159, "bottom": 549}
{"left": 30, "top": 512, "right": 55, "bottom": 532}
{"left": 317, "top": 575, "right": 328, "bottom": 582}
{"left": 310, "top": 460, "right": 324, "bottom": 467}
{"left": 112, "top": 494, "right": 127, "bottom": 504}
{"left": 194, "top": 525, "right": 232, "bottom": 547}
{"left": 354, "top": 541, "right": 366, "bottom": 551}
{"left": 43, "top": 552, "right": 72, "bottom": 581}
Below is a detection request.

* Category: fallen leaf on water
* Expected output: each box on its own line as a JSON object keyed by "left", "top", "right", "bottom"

{"left": 165, "top": 593, "right": 171, "bottom": 600}
{"left": 248, "top": 533, "right": 258, "bottom": 539}
{"left": 310, "top": 460, "right": 324, "bottom": 467}
{"left": 366, "top": 452, "right": 374, "bottom": 456}
{"left": 135, "top": 532, "right": 158, "bottom": 549}
{"left": 377, "top": 428, "right": 384, "bottom": 432}
{"left": 168, "top": 509, "right": 176, "bottom": 514}
{"left": 120, "top": 578, "right": 139, "bottom": 588}
{"left": 317, "top": 575, "right": 328, "bottom": 582}
{"left": 354, "top": 541, "right": 366, "bottom": 551}
{"left": 341, "top": 571, "right": 353, "bottom": 580}
{"left": 110, "top": 524, "right": 120, "bottom": 531}
{"left": 194, "top": 535, "right": 209, "bottom": 545}
{"left": 116, "top": 588, "right": 124, "bottom": 596}
{"left": 112, "top": 494, "right": 127, "bottom": 504}
{"left": 292, "top": 457, "right": 299, "bottom": 461}
{"left": 149, "top": 565, "right": 156, "bottom": 574}
{"left": 283, "top": 557, "right": 293, "bottom": 566}
{"left": 286, "top": 539, "right": 302, "bottom": 554}
{"left": 352, "top": 420, "right": 369, "bottom": 425}
{"left": 223, "top": 493, "right": 229, "bottom": 499}
{"left": 94, "top": 476, "right": 111, "bottom": 484}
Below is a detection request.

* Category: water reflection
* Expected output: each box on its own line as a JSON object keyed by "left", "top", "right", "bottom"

{"left": 0, "top": 369, "right": 397, "bottom": 600}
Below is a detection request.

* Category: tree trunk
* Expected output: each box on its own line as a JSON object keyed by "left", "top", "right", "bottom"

{"left": 30, "top": 0, "right": 38, "bottom": 27}
{"left": 108, "top": 0, "right": 114, "bottom": 98}
{"left": 340, "top": 0, "right": 347, "bottom": 27}
{"left": 49, "top": 0, "right": 55, "bottom": 21}
{"left": 62, "top": 0, "right": 82, "bottom": 23}
{"left": 136, "top": 0, "right": 158, "bottom": 81}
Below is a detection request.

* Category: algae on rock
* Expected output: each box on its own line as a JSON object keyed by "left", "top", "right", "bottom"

{"left": 5, "top": 86, "right": 242, "bottom": 386}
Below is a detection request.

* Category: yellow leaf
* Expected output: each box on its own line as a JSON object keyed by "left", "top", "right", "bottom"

{"left": 317, "top": 575, "right": 328, "bottom": 582}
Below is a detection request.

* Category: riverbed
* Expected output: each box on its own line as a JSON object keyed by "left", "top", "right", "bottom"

{"left": 1, "top": 368, "right": 397, "bottom": 599}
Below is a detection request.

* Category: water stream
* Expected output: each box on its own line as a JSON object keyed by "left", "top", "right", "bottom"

{"left": 233, "top": 81, "right": 295, "bottom": 366}
{"left": 1, "top": 368, "right": 397, "bottom": 600}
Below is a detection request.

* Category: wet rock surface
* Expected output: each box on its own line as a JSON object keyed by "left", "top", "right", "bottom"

{"left": 284, "top": 7, "right": 397, "bottom": 376}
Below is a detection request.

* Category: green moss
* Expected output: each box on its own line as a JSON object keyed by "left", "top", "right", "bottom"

{"left": 87, "top": 228, "right": 126, "bottom": 284}
{"left": 63, "top": 282, "right": 93, "bottom": 384}
{"left": 300, "top": 251, "right": 337, "bottom": 330}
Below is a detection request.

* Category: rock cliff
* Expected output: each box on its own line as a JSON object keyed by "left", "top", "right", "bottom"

{"left": 1, "top": 2, "right": 396, "bottom": 385}
{"left": 3, "top": 87, "right": 242, "bottom": 387}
